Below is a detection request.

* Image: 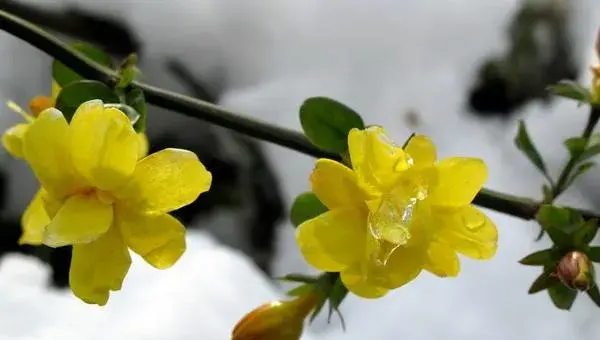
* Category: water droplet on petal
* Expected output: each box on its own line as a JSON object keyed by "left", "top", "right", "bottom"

{"left": 461, "top": 208, "right": 485, "bottom": 230}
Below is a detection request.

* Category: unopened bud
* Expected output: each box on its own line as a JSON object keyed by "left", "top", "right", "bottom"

{"left": 596, "top": 27, "right": 600, "bottom": 59}
{"left": 28, "top": 96, "right": 55, "bottom": 117}
{"left": 231, "top": 290, "right": 319, "bottom": 340}
{"left": 555, "top": 251, "right": 594, "bottom": 291}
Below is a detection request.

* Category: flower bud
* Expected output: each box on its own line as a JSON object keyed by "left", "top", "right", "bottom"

{"left": 28, "top": 96, "right": 55, "bottom": 117}
{"left": 231, "top": 290, "right": 319, "bottom": 340}
{"left": 555, "top": 251, "right": 594, "bottom": 291}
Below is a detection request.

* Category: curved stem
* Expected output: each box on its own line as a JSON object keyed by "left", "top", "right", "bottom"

{"left": 1, "top": 9, "right": 599, "bottom": 222}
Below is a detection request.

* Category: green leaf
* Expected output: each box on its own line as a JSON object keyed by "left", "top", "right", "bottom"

{"left": 564, "top": 137, "right": 587, "bottom": 158}
{"left": 52, "top": 42, "right": 113, "bottom": 87}
{"left": 548, "top": 80, "right": 593, "bottom": 104}
{"left": 528, "top": 268, "right": 559, "bottom": 294}
{"left": 580, "top": 134, "right": 600, "bottom": 161}
{"left": 309, "top": 289, "right": 328, "bottom": 323}
{"left": 548, "top": 283, "right": 577, "bottom": 310}
{"left": 55, "top": 80, "right": 119, "bottom": 121}
{"left": 300, "top": 97, "right": 365, "bottom": 153}
{"left": 564, "top": 162, "right": 595, "bottom": 189}
{"left": 290, "top": 192, "right": 328, "bottom": 228}
{"left": 586, "top": 284, "right": 600, "bottom": 308}
{"left": 275, "top": 273, "right": 318, "bottom": 284}
{"left": 514, "top": 120, "right": 548, "bottom": 177}
{"left": 572, "top": 219, "right": 599, "bottom": 247}
{"left": 327, "top": 276, "right": 348, "bottom": 326}
{"left": 564, "top": 134, "right": 600, "bottom": 163}
{"left": 286, "top": 283, "right": 315, "bottom": 297}
{"left": 519, "top": 249, "right": 555, "bottom": 266}
{"left": 536, "top": 205, "right": 583, "bottom": 247}
{"left": 125, "top": 87, "right": 147, "bottom": 132}
{"left": 588, "top": 247, "right": 600, "bottom": 262}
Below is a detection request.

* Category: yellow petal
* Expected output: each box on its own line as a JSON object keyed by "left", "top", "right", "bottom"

{"left": 19, "top": 189, "right": 51, "bottom": 245}
{"left": 429, "top": 157, "right": 487, "bottom": 207}
{"left": 340, "top": 264, "right": 389, "bottom": 299}
{"left": 117, "top": 148, "right": 212, "bottom": 215}
{"left": 137, "top": 133, "right": 149, "bottom": 159}
{"left": 348, "top": 126, "right": 409, "bottom": 192}
{"left": 404, "top": 134, "right": 436, "bottom": 167}
{"left": 70, "top": 100, "right": 139, "bottom": 191}
{"left": 296, "top": 208, "right": 367, "bottom": 272}
{"left": 2, "top": 123, "right": 29, "bottom": 159}
{"left": 118, "top": 209, "right": 186, "bottom": 269}
{"left": 51, "top": 80, "right": 61, "bottom": 101}
{"left": 382, "top": 245, "right": 425, "bottom": 289}
{"left": 310, "top": 159, "right": 364, "bottom": 209}
{"left": 69, "top": 226, "right": 131, "bottom": 306}
{"left": 23, "top": 108, "right": 84, "bottom": 198}
{"left": 423, "top": 242, "right": 460, "bottom": 277}
{"left": 43, "top": 193, "right": 113, "bottom": 248}
{"left": 433, "top": 206, "right": 498, "bottom": 260}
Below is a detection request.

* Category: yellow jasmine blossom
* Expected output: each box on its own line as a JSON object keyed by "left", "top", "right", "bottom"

{"left": 296, "top": 126, "right": 497, "bottom": 298}
{"left": 19, "top": 99, "right": 212, "bottom": 305}
{"left": 231, "top": 289, "right": 318, "bottom": 340}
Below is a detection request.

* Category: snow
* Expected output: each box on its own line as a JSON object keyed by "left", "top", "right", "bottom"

{"left": 1, "top": 0, "right": 600, "bottom": 339}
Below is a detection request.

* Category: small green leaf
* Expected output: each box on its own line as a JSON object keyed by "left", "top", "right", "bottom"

{"left": 309, "top": 290, "right": 328, "bottom": 323}
{"left": 564, "top": 162, "right": 595, "bottom": 189}
{"left": 300, "top": 97, "right": 365, "bottom": 153}
{"left": 286, "top": 283, "right": 315, "bottom": 297}
{"left": 588, "top": 247, "right": 600, "bottom": 262}
{"left": 580, "top": 134, "right": 600, "bottom": 161}
{"left": 586, "top": 284, "right": 600, "bottom": 308}
{"left": 125, "top": 87, "right": 147, "bottom": 132}
{"left": 548, "top": 80, "right": 593, "bottom": 104}
{"left": 52, "top": 42, "right": 113, "bottom": 87}
{"left": 290, "top": 192, "right": 328, "bottom": 228}
{"left": 548, "top": 283, "right": 577, "bottom": 310}
{"left": 564, "top": 137, "right": 587, "bottom": 158}
{"left": 514, "top": 120, "right": 548, "bottom": 178}
{"left": 536, "top": 205, "right": 583, "bottom": 247}
{"left": 327, "top": 276, "right": 348, "bottom": 325}
{"left": 275, "top": 273, "right": 318, "bottom": 284}
{"left": 528, "top": 268, "right": 559, "bottom": 294}
{"left": 519, "top": 249, "right": 555, "bottom": 266}
{"left": 572, "top": 219, "right": 599, "bottom": 247}
{"left": 55, "top": 80, "right": 119, "bottom": 121}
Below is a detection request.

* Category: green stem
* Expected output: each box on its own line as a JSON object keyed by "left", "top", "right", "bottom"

{"left": 1, "top": 9, "right": 599, "bottom": 222}
{"left": 553, "top": 107, "right": 600, "bottom": 198}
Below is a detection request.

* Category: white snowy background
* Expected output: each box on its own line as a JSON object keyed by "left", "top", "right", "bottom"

{"left": 1, "top": 0, "right": 600, "bottom": 339}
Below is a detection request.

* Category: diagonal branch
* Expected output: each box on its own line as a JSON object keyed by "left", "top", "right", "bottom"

{"left": 1, "top": 9, "right": 598, "bottom": 222}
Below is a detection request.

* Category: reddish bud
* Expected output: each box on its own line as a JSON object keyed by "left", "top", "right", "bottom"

{"left": 555, "top": 251, "right": 594, "bottom": 291}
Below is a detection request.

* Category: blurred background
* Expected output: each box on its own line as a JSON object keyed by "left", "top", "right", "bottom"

{"left": 0, "top": 0, "right": 600, "bottom": 339}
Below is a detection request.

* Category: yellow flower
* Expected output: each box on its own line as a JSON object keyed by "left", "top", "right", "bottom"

{"left": 231, "top": 290, "right": 318, "bottom": 340}
{"left": 296, "top": 126, "right": 497, "bottom": 298}
{"left": 19, "top": 99, "right": 212, "bottom": 305}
